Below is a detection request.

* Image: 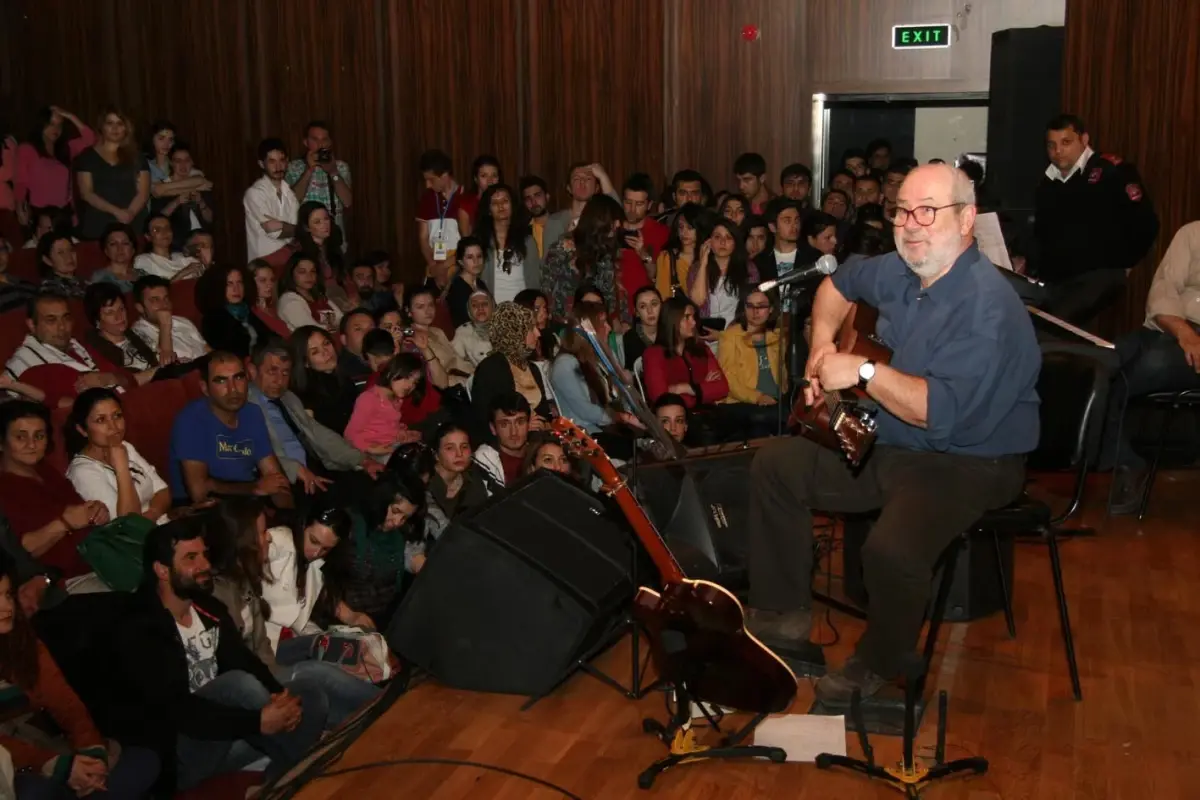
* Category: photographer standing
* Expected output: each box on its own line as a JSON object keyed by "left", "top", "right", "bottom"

{"left": 286, "top": 120, "right": 353, "bottom": 249}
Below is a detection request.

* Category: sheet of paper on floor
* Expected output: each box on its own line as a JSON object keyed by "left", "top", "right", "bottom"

{"left": 753, "top": 714, "right": 847, "bottom": 762}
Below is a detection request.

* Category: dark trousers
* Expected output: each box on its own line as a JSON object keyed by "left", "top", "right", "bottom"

{"left": 1097, "top": 327, "right": 1200, "bottom": 470}
{"left": 747, "top": 437, "right": 1025, "bottom": 679}
{"left": 1041, "top": 269, "right": 1127, "bottom": 328}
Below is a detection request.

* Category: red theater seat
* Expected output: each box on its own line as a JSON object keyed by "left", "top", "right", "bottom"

{"left": 75, "top": 241, "right": 105, "bottom": 279}
{"left": 433, "top": 298, "right": 455, "bottom": 339}
{"left": 7, "top": 248, "right": 39, "bottom": 283}
{"left": 169, "top": 279, "right": 201, "bottom": 325}
{"left": 122, "top": 379, "right": 193, "bottom": 478}
{"left": 0, "top": 211, "right": 22, "bottom": 251}
{"left": 263, "top": 244, "right": 298, "bottom": 277}
{"left": 0, "top": 310, "right": 29, "bottom": 367}
{"left": 44, "top": 405, "right": 73, "bottom": 476}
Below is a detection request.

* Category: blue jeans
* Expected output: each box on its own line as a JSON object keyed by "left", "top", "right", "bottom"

{"left": 276, "top": 634, "right": 382, "bottom": 725}
{"left": 174, "top": 670, "right": 329, "bottom": 791}
{"left": 13, "top": 745, "right": 160, "bottom": 799}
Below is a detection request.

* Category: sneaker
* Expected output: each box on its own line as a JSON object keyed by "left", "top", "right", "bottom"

{"left": 1108, "top": 465, "right": 1148, "bottom": 516}
{"left": 745, "top": 607, "right": 812, "bottom": 643}
{"left": 814, "top": 656, "right": 887, "bottom": 704}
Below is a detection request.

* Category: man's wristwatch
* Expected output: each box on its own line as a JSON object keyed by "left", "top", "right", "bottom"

{"left": 331, "top": 174, "right": 341, "bottom": 183}
{"left": 857, "top": 360, "right": 877, "bottom": 389}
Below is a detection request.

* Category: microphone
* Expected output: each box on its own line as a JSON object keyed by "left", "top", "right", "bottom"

{"left": 757, "top": 254, "right": 838, "bottom": 293}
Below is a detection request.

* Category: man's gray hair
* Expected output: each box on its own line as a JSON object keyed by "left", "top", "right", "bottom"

{"left": 250, "top": 338, "right": 291, "bottom": 368}
{"left": 949, "top": 165, "right": 976, "bottom": 206}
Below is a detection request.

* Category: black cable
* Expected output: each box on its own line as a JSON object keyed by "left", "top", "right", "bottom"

{"left": 312, "top": 757, "right": 585, "bottom": 800}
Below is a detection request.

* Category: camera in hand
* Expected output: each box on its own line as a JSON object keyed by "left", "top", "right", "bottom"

{"left": 317, "top": 148, "right": 333, "bottom": 164}
{"left": 402, "top": 327, "right": 415, "bottom": 338}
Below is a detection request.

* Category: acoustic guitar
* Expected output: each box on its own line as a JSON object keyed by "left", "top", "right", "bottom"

{"left": 551, "top": 417, "right": 797, "bottom": 715}
{"left": 788, "top": 303, "right": 893, "bottom": 466}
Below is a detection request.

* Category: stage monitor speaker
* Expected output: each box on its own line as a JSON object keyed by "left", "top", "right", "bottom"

{"left": 840, "top": 514, "right": 1014, "bottom": 623}
{"left": 985, "top": 26, "right": 1064, "bottom": 213}
{"left": 386, "top": 471, "right": 636, "bottom": 697}
{"left": 632, "top": 443, "right": 761, "bottom": 590}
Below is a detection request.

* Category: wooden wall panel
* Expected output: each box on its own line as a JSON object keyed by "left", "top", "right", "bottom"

{"left": 666, "top": 0, "right": 808, "bottom": 198}
{"left": 1063, "top": 0, "right": 1200, "bottom": 334}
{"left": 525, "top": 0, "right": 665, "bottom": 206}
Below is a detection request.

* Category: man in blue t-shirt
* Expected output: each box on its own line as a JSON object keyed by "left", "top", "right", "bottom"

{"left": 169, "top": 352, "right": 294, "bottom": 508}
{"left": 745, "top": 164, "right": 1041, "bottom": 706}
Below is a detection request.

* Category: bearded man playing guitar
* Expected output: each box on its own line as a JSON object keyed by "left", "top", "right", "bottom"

{"left": 747, "top": 164, "right": 1042, "bottom": 704}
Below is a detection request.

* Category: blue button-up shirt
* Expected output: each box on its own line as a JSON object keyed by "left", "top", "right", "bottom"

{"left": 830, "top": 243, "right": 1041, "bottom": 456}
{"left": 248, "top": 386, "right": 308, "bottom": 467}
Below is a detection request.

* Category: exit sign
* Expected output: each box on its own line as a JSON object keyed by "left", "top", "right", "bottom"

{"left": 892, "top": 24, "right": 952, "bottom": 50}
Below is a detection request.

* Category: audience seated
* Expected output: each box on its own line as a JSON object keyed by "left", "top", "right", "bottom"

{"left": 196, "top": 264, "right": 277, "bottom": 359}
{"left": 0, "top": 401, "right": 108, "bottom": 593}
{"left": 244, "top": 137, "right": 299, "bottom": 262}
{"left": 543, "top": 162, "right": 618, "bottom": 253}
{"left": 343, "top": 353, "right": 425, "bottom": 463}
{"left": 473, "top": 391, "right": 533, "bottom": 491}
{"left": 0, "top": 239, "right": 37, "bottom": 314}
{"left": 107, "top": 517, "right": 328, "bottom": 791}
{"left": 653, "top": 392, "right": 690, "bottom": 444}
{"left": 336, "top": 308, "right": 375, "bottom": 389}
{"left": 520, "top": 433, "right": 573, "bottom": 478}
{"left": 65, "top": 388, "right": 171, "bottom": 521}
{"left": 403, "top": 284, "right": 461, "bottom": 389}
{"left": 287, "top": 325, "right": 357, "bottom": 434}
{"left": 130, "top": 274, "right": 210, "bottom": 364}
{"left": 168, "top": 352, "right": 293, "bottom": 508}
{"left": 0, "top": 560, "right": 161, "bottom": 798}
{"left": 426, "top": 421, "right": 488, "bottom": 523}
{"left": 277, "top": 252, "right": 342, "bottom": 334}
{"left": 753, "top": 200, "right": 804, "bottom": 290}
{"left": 514, "top": 288, "right": 558, "bottom": 363}
{"left": 246, "top": 339, "right": 384, "bottom": 500}
{"left": 343, "top": 472, "right": 426, "bottom": 622}
{"left": 133, "top": 214, "right": 202, "bottom": 282}
{"left": 385, "top": 443, "right": 448, "bottom": 570}
{"left": 88, "top": 223, "right": 138, "bottom": 292}
{"left": 360, "top": 329, "right": 396, "bottom": 374}
{"left": 6, "top": 292, "right": 131, "bottom": 408}
{"left": 551, "top": 302, "right": 643, "bottom": 458}
{"left": 684, "top": 217, "right": 759, "bottom": 330}
{"left": 624, "top": 286, "right": 661, "bottom": 371}
{"left": 717, "top": 289, "right": 786, "bottom": 437}
{"left": 742, "top": 215, "right": 769, "bottom": 263}
{"left": 444, "top": 236, "right": 488, "bottom": 329}
{"left": 37, "top": 232, "right": 86, "bottom": 298}
{"left": 295, "top": 202, "right": 349, "bottom": 311}
{"left": 152, "top": 142, "right": 214, "bottom": 251}
{"left": 82, "top": 282, "right": 160, "bottom": 386}
{"left": 470, "top": 301, "right": 552, "bottom": 425}
{"left": 208, "top": 498, "right": 380, "bottom": 725}
{"left": 1104, "top": 220, "right": 1200, "bottom": 512}
{"left": 656, "top": 204, "right": 702, "bottom": 300}
{"left": 451, "top": 289, "right": 494, "bottom": 372}
{"left": 642, "top": 296, "right": 729, "bottom": 409}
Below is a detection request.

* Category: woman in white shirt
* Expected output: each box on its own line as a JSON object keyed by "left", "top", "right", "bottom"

{"left": 276, "top": 252, "right": 344, "bottom": 334}
{"left": 685, "top": 217, "right": 758, "bottom": 344}
{"left": 65, "top": 388, "right": 170, "bottom": 521}
{"left": 133, "top": 214, "right": 202, "bottom": 281}
{"left": 473, "top": 184, "right": 541, "bottom": 305}
{"left": 451, "top": 288, "right": 494, "bottom": 372}
{"left": 260, "top": 505, "right": 375, "bottom": 654}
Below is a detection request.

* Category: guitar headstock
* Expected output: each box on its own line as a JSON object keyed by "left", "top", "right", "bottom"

{"left": 550, "top": 417, "right": 623, "bottom": 490}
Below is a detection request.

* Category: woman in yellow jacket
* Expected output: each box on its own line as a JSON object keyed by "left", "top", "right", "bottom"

{"left": 717, "top": 289, "right": 788, "bottom": 437}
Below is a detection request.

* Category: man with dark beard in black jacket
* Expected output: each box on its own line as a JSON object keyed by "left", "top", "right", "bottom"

{"left": 107, "top": 515, "right": 329, "bottom": 793}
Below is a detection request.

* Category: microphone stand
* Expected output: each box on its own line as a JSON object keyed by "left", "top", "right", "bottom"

{"left": 776, "top": 285, "right": 810, "bottom": 437}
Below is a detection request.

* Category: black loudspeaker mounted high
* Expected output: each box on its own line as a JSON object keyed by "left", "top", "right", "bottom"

{"left": 386, "top": 471, "right": 636, "bottom": 697}
{"left": 631, "top": 443, "right": 761, "bottom": 590}
{"left": 985, "top": 26, "right": 1065, "bottom": 213}
{"left": 840, "top": 514, "right": 1015, "bottom": 623}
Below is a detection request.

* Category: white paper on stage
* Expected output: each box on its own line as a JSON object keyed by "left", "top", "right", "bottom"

{"left": 974, "top": 211, "right": 1014, "bottom": 272}
{"left": 753, "top": 714, "right": 848, "bottom": 762}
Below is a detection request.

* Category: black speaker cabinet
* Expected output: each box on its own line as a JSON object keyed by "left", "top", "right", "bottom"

{"left": 631, "top": 443, "right": 762, "bottom": 590}
{"left": 386, "top": 471, "right": 636, "bottom": 697}
{"left": 841, "top": 514, "right": 1015, "bottom": 623}
{"left": 985, "top": 26, "right": 1065, "bottom": 213}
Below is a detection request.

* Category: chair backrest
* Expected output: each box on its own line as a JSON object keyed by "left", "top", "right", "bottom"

{"left": 121, "top": 378, "right": 193, "bottom": 477}
{"left": 632, "top": 355, "right": 647, "bottom": 401}
{"left": 7, "top": 249, "right": 39, "bottom": 282}
{"left": 1028, "top": 346, "right": 1112, "bottom": 472}
{"left": 0, "top": 310, "right": 29, "bottom": 367}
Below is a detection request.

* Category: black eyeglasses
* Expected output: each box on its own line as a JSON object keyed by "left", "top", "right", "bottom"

{"left": 891, "top": 203, "right": 964, "bottom": 227}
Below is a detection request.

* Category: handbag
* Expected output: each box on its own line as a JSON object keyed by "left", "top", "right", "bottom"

{"left": 76, "top": 514, "right": 157, "bottom": 592}
{"left": 309, "top": 625, "right": 394, "bottom": 684}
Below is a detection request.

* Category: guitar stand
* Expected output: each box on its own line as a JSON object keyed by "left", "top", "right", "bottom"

{"left": 816, "top": 682, "right": 988, "bottom": 798}
{"left": 636, "top": 681, "right": 786, "bottom": 790}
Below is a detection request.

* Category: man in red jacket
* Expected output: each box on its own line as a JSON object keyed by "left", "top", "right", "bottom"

{"left": 617, "top": 173, "right": 669, "bottom": 319}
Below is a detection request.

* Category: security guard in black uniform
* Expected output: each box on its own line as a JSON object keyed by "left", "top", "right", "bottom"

{"left": 1032, "top": 114, "right": 1159, "bottom": 325}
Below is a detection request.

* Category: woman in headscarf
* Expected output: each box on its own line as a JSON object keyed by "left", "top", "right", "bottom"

{"left": 469, "top": 301, "right": 552, "bottom": 426}
{"left": 451, "top": 287, "right": 494, "bottom": 373}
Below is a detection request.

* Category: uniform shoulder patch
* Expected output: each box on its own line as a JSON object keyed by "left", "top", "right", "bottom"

{"left": 1125, "top": 183, "right": 1143, "bottom": 202}
{"left": 1088, "top": 167, "right": 1103, "bottom": 184}
{"left": 1100, "top": 153, "right": 1124, "bottom": 165}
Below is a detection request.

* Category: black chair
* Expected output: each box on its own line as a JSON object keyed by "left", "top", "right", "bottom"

{"left": 1135, "top": 389, "right": 1200, "bottom": 520}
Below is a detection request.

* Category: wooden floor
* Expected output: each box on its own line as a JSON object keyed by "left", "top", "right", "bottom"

{"left": 296, "top": 470, "right": 1200, "bottom": 800}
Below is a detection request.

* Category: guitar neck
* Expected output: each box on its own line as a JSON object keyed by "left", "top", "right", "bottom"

{"left": 606, "top": 479, "right": 687, "bottom": 585}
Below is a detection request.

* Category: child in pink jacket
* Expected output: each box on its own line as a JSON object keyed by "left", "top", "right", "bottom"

{"left": 344, "top": 353, "right": 425, "bottom": 461}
